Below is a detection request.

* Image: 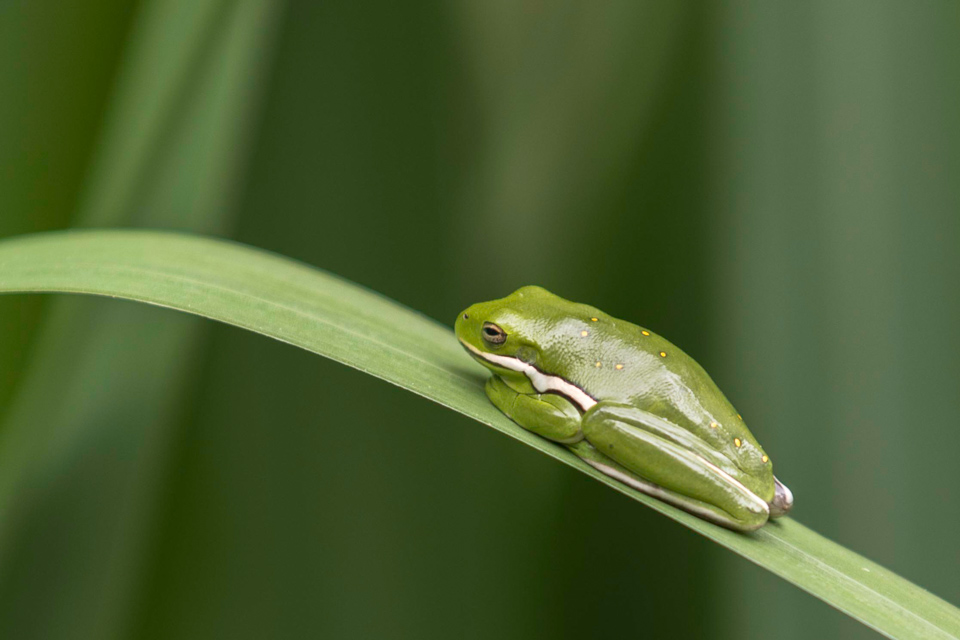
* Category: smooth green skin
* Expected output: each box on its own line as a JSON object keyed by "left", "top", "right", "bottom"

{"left": 456, "top": 286, "right": 792, "bottom": 531}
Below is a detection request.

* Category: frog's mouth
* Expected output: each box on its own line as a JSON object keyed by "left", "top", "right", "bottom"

{"left": 457, "top": 337, "right": 522, "bottom": 375}
{"left": 458, "top": 338, "right": 597, "bottom": 412}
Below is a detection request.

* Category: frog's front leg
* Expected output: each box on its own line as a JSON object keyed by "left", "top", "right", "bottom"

{"left": 484, "top": 376, "right": 583, "bottom": 444}
{"left": 579, "top": 403, "right": 770, "bottom": 531}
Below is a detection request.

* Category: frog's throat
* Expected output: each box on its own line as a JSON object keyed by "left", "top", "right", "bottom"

{"left": 459, "top": 340, "right": 597, "bottom": 412}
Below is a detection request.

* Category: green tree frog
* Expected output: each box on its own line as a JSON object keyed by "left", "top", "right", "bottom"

{"left": 456, "top": 286, "right": 793, "bottom": 531}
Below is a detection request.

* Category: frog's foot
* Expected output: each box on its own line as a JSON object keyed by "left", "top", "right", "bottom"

{"left": 768, "top": 477, "right": 793, "bottom": 518}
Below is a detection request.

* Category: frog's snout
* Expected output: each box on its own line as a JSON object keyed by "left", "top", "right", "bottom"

{"left": 768, "top": 477, "right": 794, "bottom": 518}
{"left": 455, "top": 304, "right": 479, "bottom": 343}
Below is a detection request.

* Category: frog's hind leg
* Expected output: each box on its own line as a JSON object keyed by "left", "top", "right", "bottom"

{"left": 567, "top": 441, "right": 758, "bottom": 531}
{"left": 577, "top": 405, "right": 770, "bottom": 532}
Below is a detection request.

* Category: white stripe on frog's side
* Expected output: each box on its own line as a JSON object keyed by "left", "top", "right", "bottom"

{"left": 460, "top": 340, "right": 597, "bottom": 412}
{"left": 583, "top": 459, "right": 767, "bottom": 531}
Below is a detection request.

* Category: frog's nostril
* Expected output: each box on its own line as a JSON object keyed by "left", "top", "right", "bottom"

{"left": 768, "top": 477, "right": 794, "bottom": 518}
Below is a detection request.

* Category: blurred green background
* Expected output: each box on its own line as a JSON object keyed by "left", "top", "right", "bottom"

{"left": 1, "top": 1, "right": 958, "bottom": 638}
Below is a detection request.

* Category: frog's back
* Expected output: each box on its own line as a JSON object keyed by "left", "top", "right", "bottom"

{"left": 528, "top": 295, "right": 758, "bottom": 443}
{"left": 497, "top": 287, "right": 753, "bottom": 439}
{"left": 549, "top": 311, "right": 721, "bottom": 413}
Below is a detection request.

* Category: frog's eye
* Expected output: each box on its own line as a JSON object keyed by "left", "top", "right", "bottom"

{"left": 481, "top": 322, "right": 507, "bottom": 345}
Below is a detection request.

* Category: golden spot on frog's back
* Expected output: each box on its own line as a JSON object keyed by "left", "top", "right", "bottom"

{"left": 590, "top": 317, "right": 598, "bottom": 322}
{"left": 734, "top": 438, "right": 742, "bottom": 448}
{"left": 762, "top": 455, "right": 769, "bottom": 463}
{"left": 641, "top": 330, "right": 650, "bottom": 336}
{"left": 595, "top": 361, "right": 602, "bottom": 368}
{"left": 580, "top": 330, "right": 589, "bottom": 337}
{"left": 659, "top": 351, "right": 667, "bottom": 358}
{"left": 709, "top": 421, "right": 719, "bottom": 429}
{"left": 615, "top": 364, "right": 624, "bottom": 370}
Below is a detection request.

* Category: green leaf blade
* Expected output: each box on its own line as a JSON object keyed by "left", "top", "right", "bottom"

{"left": 0, "top": 229, "right": 958, "bottom": 640}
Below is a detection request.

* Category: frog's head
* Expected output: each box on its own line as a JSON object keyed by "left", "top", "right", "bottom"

{"left": 455, "top": 285, "right": 565, "bottom": 383}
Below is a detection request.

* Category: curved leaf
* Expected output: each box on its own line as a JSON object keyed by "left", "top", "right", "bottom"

{"left": 0, "top": 229, "right": 958, "bottom": 640}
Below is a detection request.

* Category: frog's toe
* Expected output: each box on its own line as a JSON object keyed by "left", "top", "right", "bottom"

{"left": 768, "top": 477, "right": 794, "bottom": 518}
